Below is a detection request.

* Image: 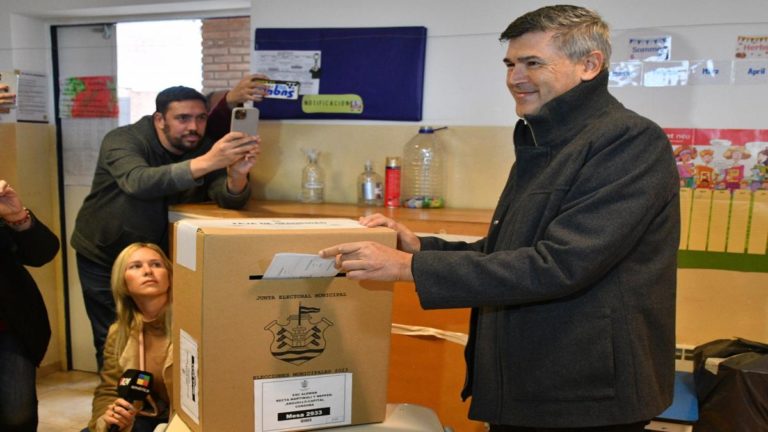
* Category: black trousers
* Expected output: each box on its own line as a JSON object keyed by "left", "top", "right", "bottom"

{"left": 490, "top": 420, "right": 649, "bottom": 432}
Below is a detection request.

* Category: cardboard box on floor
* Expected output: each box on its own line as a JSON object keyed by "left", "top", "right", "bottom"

{"left": 171, "top": 218, "right": 396, "bottom": 432}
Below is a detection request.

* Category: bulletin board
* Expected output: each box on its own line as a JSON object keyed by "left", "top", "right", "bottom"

{"left": 253, "top": 26, "right": 426, "bottom": 121}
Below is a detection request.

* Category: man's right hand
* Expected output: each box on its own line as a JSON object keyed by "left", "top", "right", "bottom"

{"left": 358, "top": 213, "right": 421, "bottom": 253}
{"left": 190, "top": 132, "right": 260, "bottom": 179}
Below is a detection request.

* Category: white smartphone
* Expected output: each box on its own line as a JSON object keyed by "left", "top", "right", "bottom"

{"left": 230, "top": 107, "right": 260, "bottom": 136}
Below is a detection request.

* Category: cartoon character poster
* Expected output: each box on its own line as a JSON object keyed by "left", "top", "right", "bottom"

{"left": 665, "top": 128, "right": 768, "bottom": 192}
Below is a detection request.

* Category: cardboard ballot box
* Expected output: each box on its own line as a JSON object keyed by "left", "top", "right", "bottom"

{"left": 172, "top": 218, "right": 396, "bottom": 432}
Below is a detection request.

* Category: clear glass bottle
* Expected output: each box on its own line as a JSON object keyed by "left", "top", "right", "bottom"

{"left": 300, "top": 148, "right": 324, "bottom": 203}
{"left": 401, "top": 126, "right": 446, "bottom": 208}
{"left": 357, "top": 160, "right": 384, "bottom": 206}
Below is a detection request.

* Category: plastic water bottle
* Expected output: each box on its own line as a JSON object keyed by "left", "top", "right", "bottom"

{"left": 300, "top": 148, "right": 324, "bottom": 203}
{"left": 357, "top": 160, "right": 384, "bottom": 206}
{"left": 401, "top": 126, "right": 446, "bottom": 208}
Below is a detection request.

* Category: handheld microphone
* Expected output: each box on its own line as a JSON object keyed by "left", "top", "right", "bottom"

{"left": 108, "top": 369, "right": 154, "bottom": 432}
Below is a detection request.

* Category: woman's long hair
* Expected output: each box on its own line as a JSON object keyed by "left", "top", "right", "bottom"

{"left": 110, "top": 242, "right": 173, "bottom": 354}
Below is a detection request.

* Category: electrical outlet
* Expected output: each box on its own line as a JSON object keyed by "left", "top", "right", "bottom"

{"left": 675, "top": 344, "right": 696, "bottom": 372}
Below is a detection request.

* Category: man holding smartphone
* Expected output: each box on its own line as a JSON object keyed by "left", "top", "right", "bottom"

{"left": 71, "top": 84, "right": 262, "bottom": 369}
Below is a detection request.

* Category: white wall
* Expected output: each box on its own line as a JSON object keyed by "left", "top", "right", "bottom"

{"left": 251, "top": 0, "right": 768, "bottom": 128}
{"left": 5, "top": 0, "right": 768, "bottom": 126}
{"left": 1, "top": 0, "right": 249, "bottom": 122}
{"left": 610, "top": 21, "right": 768, "bottom": 129}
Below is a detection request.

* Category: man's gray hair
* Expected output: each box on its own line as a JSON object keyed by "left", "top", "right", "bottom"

{"left": 499, "top": 4, "right": 611, "bottom": 70}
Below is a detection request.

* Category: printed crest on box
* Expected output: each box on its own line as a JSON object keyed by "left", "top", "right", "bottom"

{"left": 264, "top": 304, "right": 334, "bottom": 365}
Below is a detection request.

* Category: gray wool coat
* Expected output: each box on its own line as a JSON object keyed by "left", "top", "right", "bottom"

{"left": 413, "top": 71, "right": 680, "bottom": 428}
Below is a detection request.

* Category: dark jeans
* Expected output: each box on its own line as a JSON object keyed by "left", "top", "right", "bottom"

{"left": 490, "top": 420, "right": 649, "bottom": 432}
{"left": 0, "top": 331, "right": 38, "bottom": 432}
{"left": 77, "top": 252, "right": 116, "bottom": 370}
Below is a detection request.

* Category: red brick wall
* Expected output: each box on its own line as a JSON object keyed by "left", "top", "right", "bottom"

{"left": 201, "top": 16, "right": 251, "bottom": 97}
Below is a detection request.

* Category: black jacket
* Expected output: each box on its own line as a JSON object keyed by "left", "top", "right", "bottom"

{"left": 0, "top": 212, "right": 60, "bottom": 365}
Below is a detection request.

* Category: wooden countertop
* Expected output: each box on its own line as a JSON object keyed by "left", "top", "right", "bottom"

{"left": 170, "top": 200, "right": 494, "bottom": 237}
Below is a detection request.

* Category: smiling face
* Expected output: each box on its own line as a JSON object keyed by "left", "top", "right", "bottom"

{"left": 504, "top": 31, "right": 601, "bottom": 117}
{"left": 124, "top": 247, "right": 170, "bottom": 301}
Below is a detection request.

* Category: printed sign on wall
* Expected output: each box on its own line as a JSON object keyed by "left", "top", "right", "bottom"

{"left": 628, "top": 36, "right": 672, "bottom": 61}
{"left": 59, "top": 76, "right": 118, "bottom": 118}
{"left": 735, "top": 35, "right": 768, "bottom": 59}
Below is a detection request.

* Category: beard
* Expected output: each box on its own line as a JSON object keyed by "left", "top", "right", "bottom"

{"left": 163, "top": 125, "right": 202, "bottom": 154}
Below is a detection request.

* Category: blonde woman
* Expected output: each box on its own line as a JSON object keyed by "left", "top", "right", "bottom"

{"left": 87, "top": 243, "right": 172, "bottom": 432}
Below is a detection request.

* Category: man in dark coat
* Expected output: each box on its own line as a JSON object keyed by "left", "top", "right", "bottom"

{"left": 0, "top": 179, "right": 60, "bottom": 432}
{"left": 320, "top": 5, "right": 680, "bottom": 431}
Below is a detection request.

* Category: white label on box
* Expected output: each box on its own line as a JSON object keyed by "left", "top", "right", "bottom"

{"left": 254, "top": 373, "right": 352, "bottom": 432}
{"left": 175, "top": 221, "right": 200, "bottom": 271}
{"left": 179, "top": 329, "right": 200, "bottom": 424}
